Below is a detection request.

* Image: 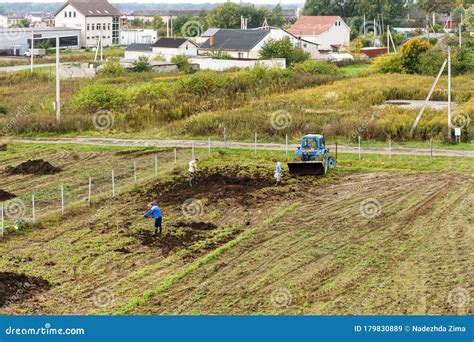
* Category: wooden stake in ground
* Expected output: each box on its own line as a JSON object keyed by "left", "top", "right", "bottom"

{"left": 88, "top": 177, "right": 92, "bottom": 206}
{"left": 61, "top": 185, "right": 64, "bottom": 215}
{"left": 32, "top": 194, "right": 36, "bottom": 224}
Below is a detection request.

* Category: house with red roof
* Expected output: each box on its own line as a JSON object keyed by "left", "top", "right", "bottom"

{"left": 287, "top": 16, "right": 351, "bottom": 53}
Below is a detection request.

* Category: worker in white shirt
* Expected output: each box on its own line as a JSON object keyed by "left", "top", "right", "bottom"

{"left": 188, "top": 158, "right": 199, "bottom": 186}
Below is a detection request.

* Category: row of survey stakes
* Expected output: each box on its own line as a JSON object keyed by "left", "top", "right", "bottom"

{"left": 0, "top": 133, "right": 442, "bottom": 238}
{"left": 0, "top": 146, "right": 206, "bottom": 238}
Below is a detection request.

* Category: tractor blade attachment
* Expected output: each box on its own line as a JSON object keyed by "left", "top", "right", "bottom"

{"left": 287, "top": 162, "right": 326, "bottom": 176}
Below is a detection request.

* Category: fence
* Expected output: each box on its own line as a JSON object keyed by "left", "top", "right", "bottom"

{"left": 0, "top": 146, "right": 210, "bottom": 238}
{"left": 0, "top": 132, "right": 445, "bottom": 239}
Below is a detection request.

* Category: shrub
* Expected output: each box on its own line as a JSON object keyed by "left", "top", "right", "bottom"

{"left": 175, "top": 71, "right": 228, "bottom": 96}
{"left": 100, "top": 58, "right": 125, "bottom": 77}
{"left": 0, "top": 104, "right": 7, "bottom": 115}
{"left": 400, "top": 38, "right": 431, "bottom": 74}
{"left": 418, "top": 49, "right": 446, "bottom": 76}
{"left": 371, "top": 53, "right": 403, "bottom": 74}
{"left": 171, "top": 55, "right": 192, "bottom": 74}
{"left": 259, "top": 37, "right": 310, "bottom": 67}
{"left": 132, "top": 56, "right": 153, "bottom": 72}
{"left": 292, "top": 60, "right": 340, "bottom": 75}
{"left": 73, "top": 84, "right": 127, "bottom": 111}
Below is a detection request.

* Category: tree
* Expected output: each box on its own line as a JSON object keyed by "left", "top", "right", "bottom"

{"left": 207, "top": 2, "right": 241, "bottom": 28}
{"left": 132, "top": 56, "right": 153, "bottom": 72}
{"left": 129, "top": 18, "right": 145, "bottom": 28}
{"left": 0, "top": 6, "right": 5, "bottom": 15}
{"left": 17, "top": 18, "right": 31, "bottom": 28}
{"left": 465, "top": 5, "right": 474, "bottom": 30}
{"left": 420, "top": 0, "right": 456, "bottom": 14}
{"left": 152, "top": 16, "right": 165, "bottom": 32}
{"left": 303, "top": 0, "right": 356, "bottom": 17}
{"left": 259, "top": 37, "right": 310, "bottom": 66}
{"left": 269, "top": 4, "right": 286, "bottom": 27}
{"left": 400, "top": 38, "right": 431, "bottom": 73}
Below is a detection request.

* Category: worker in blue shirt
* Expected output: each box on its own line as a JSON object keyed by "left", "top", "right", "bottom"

{"left": 144, "top": 202, "right": 163, "bottom": 236}
{"left": 275, "top": 162, "right": 283, "bottom": 186}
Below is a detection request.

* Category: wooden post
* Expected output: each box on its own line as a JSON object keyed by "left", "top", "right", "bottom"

{"left": 133, "top": 161, "right": 137, "bottom": 182}
{"left": 358, "top": 136, "right": 362, "bottom": 160}
{"left": 389, "top": 138, "right": 392, "bottom": 159}
{"left": 448, "top": 47, "right": 452, "bottom": 142}
{"left": 154, "top": 156, "right": 158, "bottom": 177}
{"left": 335, "top": 141, "right": 338, "bottom": 159}
{"left": 192, "top": 143, "right": 195, "bottom": 160}
{"left": 254, "top": 132, "right": 257, "bottom": 157}
{"left": 88, "top": 177, "right": 92, "bottom": 206}
{"left": 208, "top": 137, "right": 211, "bottom": 157}
{"left": 61, "top": 185, "right": 64, "bottom": 215}
{"left": 285, "top": 134, "right": 289, "bottom": 160}
{"left": 224, "top": 128, "right": 227, "bottom": 148}
{"left": 430, "top": 138, "right": 433, "bottom": 162}
{"left": 112, "top": 170, "right": 116, "bottom": 196}
{"left": 174, "top": 148, "right": 177, "bottom": 166}
{"left": 32, "top": 194, "right": 36, "bottom": 224}
{"left": 1, "top": 204, "right": 4, "bottom": 238}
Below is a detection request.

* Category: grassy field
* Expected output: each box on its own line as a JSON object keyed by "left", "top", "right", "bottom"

{"left": 0, "top": 143, "right": 472, "bottom": 315}
{"left": 0, "top": 70, "right": 471, "bottom": 145}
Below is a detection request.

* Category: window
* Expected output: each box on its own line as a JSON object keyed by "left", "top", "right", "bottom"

{"left": 97, "top": 23, "right": 101, "bottom": 30}
{"left": 73, "top": 12, "right": 76, "bottom": 18}
{"left": 87, "top": 24, "right": 90, "bottom": 30}
{"left": 108, "top": 23, "right": 111, "bottom": 30}
{"left": 64, "top": 12, "right": 67, "bottom": 18}
{"left": 92, "top": 24, "right": 95, "bottom": 30}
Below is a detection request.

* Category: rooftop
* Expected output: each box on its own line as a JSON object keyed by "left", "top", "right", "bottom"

{"left": 288, "top": 16, "right": 342, "bottom": 36}
{"left": 199, "top": 29, "right": 271, "bottom": 51}
{"left": 55, "top": 0, "right": 120, "bottom": 17}
{"left": 153, "top": 37, "right": 195, "bottom": 49}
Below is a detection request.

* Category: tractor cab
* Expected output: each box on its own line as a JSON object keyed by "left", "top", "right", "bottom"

{"left": 296, "top": 135, "right": 327, "bottom": 161}
{"left": 288, "top": 134, "right": 336, "bottom": 176}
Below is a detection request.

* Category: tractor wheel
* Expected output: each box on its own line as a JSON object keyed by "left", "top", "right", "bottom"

{"left": 328, "top": 158, "right": 336, "bottom": 169}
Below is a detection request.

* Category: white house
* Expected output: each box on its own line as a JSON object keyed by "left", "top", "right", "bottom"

{"left": 152, "top": 38, "right": 198, "bottom": 60}
{"left": 124, "top": 38, "right": 198, "bottom": 61}
{"left": 121, "top": 29, "right": 158, "bottom": 45}
{"left": 199, "top": 28, "right": 320, "bottom": 60}
{"left": 288, "top": 16, "right": 350, "bottom": 52}
{"left": 54, "top": 0, "right": 120, "bottom": 48}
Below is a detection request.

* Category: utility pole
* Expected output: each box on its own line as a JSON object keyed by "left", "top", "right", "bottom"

{"left": 363, "top": 14, "right": 366, "bottom": 36}
{"left": 55, "top": 35, "right": 61, "bottom": 124}
{"left": 448, "top": 46, "right": 452, "bottom": 142}
{"left": 30, "top": 29, "right": 34, "bottom": 73}
{"left": 387, "top": 25, "right": 390, "bottom": 53}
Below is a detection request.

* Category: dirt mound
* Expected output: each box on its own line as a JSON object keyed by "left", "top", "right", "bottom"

{"left": 5, "top": 159, "right": 61, "bottom": 176}
{"left": 0, "top": 272, "right": 50, "bottom": 307}
{"left": 0, "top": 189, "right": 16, "bottom": 201}
{"left": 175, "top": 221, "right": 218, "bottom": 231}
{"left": 150, "top": 165, "right": 274, "bottom": 206}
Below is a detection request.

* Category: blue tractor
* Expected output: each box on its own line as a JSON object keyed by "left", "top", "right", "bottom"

{"left": 287, "top": 134, "right": 336, "bottom": 176}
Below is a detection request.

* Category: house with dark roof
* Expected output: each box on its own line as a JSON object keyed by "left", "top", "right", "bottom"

{"left": 288, "top": 16, "right": 350, "bottom": 52}
{"left": 199, "top": 27, "right": 320, "bottom": 60}
{"left": 124, "top": 38, "right": 198, "bottom": 61}
{"left": 54, "top": 0, "right": 120, "bottom": 48}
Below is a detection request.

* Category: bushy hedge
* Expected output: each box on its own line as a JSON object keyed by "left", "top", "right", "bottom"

{"left": 292, "top": 60, "right": 340, "bottom": 75}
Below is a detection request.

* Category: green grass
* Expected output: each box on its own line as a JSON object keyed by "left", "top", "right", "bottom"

{"left": 339, "top": 62, "right": 371, "bottom": 76}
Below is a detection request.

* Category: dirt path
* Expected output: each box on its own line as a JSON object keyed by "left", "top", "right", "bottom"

{"left": 13, "top": 138, "right": 474, "bottom": 158}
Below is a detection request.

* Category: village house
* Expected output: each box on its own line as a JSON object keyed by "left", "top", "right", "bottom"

{"left": 199, "top": 27, "right": 320, "bottom": 60}
{"left": 54, "top": 0, "right": 120, "bottom": 48}
{"left": 124, "top": 37, "right": 198, "bottom": 61}
{"left": 287, "top": 16, "right": 351, "bottom": 52}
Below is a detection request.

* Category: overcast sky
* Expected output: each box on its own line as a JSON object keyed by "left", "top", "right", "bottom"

{"left": 0, "top": 0, "right": 303, "bottom": 4}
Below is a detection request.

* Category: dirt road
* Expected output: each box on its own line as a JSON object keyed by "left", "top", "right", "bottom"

{"left": 13, "top": 138, "right": 474, "bottom": 158}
